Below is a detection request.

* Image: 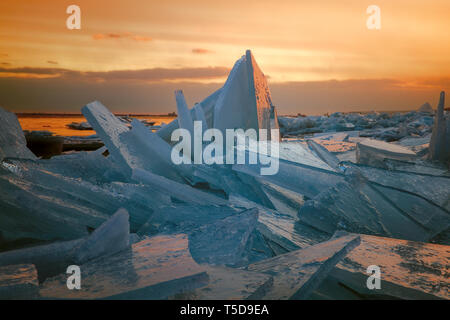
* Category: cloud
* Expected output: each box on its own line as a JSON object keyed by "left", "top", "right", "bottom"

{"left": 92, "top": 33, "right": 152, "bottom": 42}
{"left": 47, "top": 60, "right": 58, "bottom": 65}
{"left": 1, "top": 62, "right": 11, "bottom": 66}
{"left": 192, "top": 48, "right": 214, "bottom": 54}
{"left": 0, "top": 66, "right": 230, "bottom": 82}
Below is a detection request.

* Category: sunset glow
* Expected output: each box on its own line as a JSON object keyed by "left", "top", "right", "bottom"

{"left": 0, "top": 0, "right": 449, "bottom": 114}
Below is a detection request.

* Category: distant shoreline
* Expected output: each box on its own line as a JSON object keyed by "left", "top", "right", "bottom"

{"left": 16, "top": 112, "right": 177, "bottom": 118}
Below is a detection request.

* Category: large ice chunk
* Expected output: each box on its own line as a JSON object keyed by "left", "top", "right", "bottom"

{"left": 82, "top": 101, "right": 183, "bottom": 182}
{"left": 0, "top": 107, "right": 36, "bottom": 161}
{"left": 213, "top": 50, "right": 278, "bottom": 138}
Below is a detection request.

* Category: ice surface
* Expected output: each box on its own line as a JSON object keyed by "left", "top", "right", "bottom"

{"left": 73, "top": 208, "right": 130, "bottom": 264}
{"left": 40, "top": 234, "right": 209, "bottom": 299}
{"left": 188, "top": 208, "right": 258, "bottom": 266}
{"left": 0, "top": 264, "right": 39, "bottom": 299}
{"left": 329, "top": 234, "right": 450, "bottom": 299}
{"left": 172, "top": 265, "right": 273, "bottom": 300}
{"left": 0, "top": 107, "right": 36, "bottom": 161}
{"left": 247, "top": 234, "right": 360, "bottom": 299}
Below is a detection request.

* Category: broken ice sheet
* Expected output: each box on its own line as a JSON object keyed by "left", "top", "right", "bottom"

{"left": 0, "top": 160, "right": 159, "bottom": 232}
{"left": 298, "top": 172, "right": 450, "bottom": 243}
{"left": 246, "top": 234, "right": 360, "bottom": 300}
{"left": 40, "top": 234, "right": 208, "bottom": 299}
{"left": 306, "top": 139, "right": 341, "bottom": 170}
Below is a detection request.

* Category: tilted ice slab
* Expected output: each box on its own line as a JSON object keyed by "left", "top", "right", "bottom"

{"left": 157, "top": 88, "right": 222, "bottom": 142}
{"left": 0, "top": 172, "right": 106, "bottom": 243}
{"left": 0, "top": 159, "right": 162, "bottom": 234}
{"left": 0, "top": 107, "right": 36, "bottom": 161}
{"left": 233, "top": 157, "right": 344, "bottom": 200}
{"left": 344, "top": 162, "right": 450, "bottom": 210}
{"left": 82, "top": 101, "right": 183, "bottom": 182}
{"left": 356, "top": 138, "right": 417, "bottom": 168}
{"left": 0, "top": 264, "right": 39, "bottom": 300}
{"left": 132, "top": 168, "right": 228, "bottom": 206}
{"left": 330, "top": 234, "right": 450, "bottom": 300}
{"left": 40, "top": 234, "right": 208, "bottom": 299}
{"left": 306, "top": 139, "right": 341, "bottom": 170}
{"left": 246, "top": 234, "right": 361, "bottom": 300}
{"left": 298, "top": 172, "right": 450, "bottom": 243}
{"left": 239, "top": 139, "right": 334, "bottom": 171}
{"left": 213, "top": 50, "right": 278, "bottom": 138}
{"left": 0, "top": 208, "right": 131, "bottom": 282}
{"left": 137, "top": 204, "right": 237, "bottom": 236}
{"left": 188, "top": 208, "right": 259, "bottom": 266}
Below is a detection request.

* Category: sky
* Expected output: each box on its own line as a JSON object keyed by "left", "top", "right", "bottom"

{"left": 0, "top": 0, "right": 449, "bottom": 115}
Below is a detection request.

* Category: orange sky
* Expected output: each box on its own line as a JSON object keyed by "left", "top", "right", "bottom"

{"left": 0, "top": 0, "right": 449, "bottom": 114}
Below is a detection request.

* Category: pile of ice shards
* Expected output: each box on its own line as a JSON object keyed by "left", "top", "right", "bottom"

{"left": 0, "top": 50, "right": 449, "bottom": 300}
